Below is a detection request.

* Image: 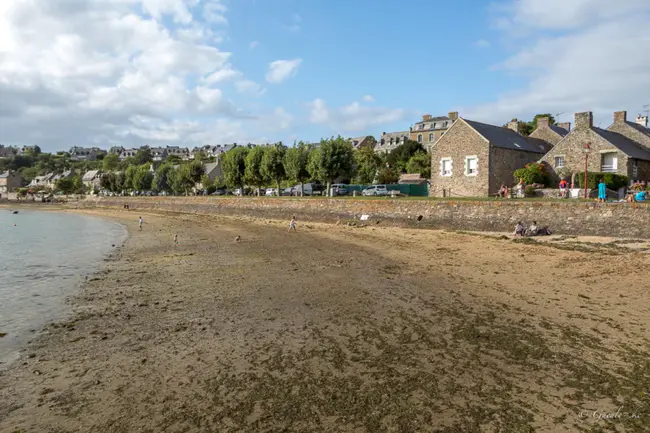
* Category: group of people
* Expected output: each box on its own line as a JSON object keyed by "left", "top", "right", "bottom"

{"left": 497, "top": 179, "right": 528, "bottom": 199}
{"left": 514, "top": 220, "right": 552, "bottom": 237}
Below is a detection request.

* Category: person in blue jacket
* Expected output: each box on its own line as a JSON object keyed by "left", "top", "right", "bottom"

{"left": 598, "top": 179, "right": 607, "bottom": 203}
{"left": 635, "top": 190, "right": 647, "bottom": 202}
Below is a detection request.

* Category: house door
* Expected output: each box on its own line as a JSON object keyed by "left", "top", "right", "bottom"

{"left": 601, "top": 153, "right": 618, "bottom": 173}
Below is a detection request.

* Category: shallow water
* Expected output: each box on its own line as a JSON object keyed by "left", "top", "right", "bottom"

{"left": 0, "top": 210, "right": 126, "bottom": 366}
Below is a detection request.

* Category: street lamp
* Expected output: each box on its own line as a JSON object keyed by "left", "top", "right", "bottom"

{"left": 583, "top": 143, "right": 591, "bottom": 199}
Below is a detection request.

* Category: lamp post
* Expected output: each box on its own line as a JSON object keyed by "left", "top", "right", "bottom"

{"left": 583, "top": 143, "right": 591, "bottom": 199}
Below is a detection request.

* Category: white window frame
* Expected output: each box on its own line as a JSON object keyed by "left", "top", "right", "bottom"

{"left": 417, "top": 134, "right": 423, "bottom": 143}
{"left": 428, "top": 133, "right": 434, "bottom": 142}
{"left": 464, "top": 155, "right": 478, "bottom": 177}
{"left": 554, "top": 155, "right": 565, "bottom": 168}
{"left": 440, "top": 157, "right": 453, "bottom": 177}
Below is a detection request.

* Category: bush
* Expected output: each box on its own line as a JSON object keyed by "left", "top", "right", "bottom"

{"left": 513, "top": 162, "right": 549, "bottom": 186}
{"left": 524, "top": 185, "right": 536, "bottom": 197}
{"left": 575, "top": 172, "right": 628, "bottom": 190}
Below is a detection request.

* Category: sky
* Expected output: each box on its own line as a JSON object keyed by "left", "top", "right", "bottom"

{"left": 0, "top": 0, "right": 649, "bottom": 152}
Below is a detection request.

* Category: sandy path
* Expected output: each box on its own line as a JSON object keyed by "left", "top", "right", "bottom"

{"left": 0, "top": 208, "right": 648, "bottom": 433}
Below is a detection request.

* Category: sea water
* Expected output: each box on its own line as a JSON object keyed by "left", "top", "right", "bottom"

{"left": 0, "top": 210, "right": 126, "bottom": 367}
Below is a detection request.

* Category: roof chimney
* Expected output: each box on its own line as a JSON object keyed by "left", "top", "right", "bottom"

{"left": 448, "top": 111, "right": 459, "bottom": 121}
{"left": 556, "top": 122, "right": 571, "bottom": 132}
{"left": 536, "top": 116, "right": 550, "bottom": 129}
{"left": 574, "top": 112, "right": 593, "bottom": 130}
{"left": 636, "top": 115, "right": 648, "bottom": 128}
{"left": 613, "top": 111, "right": 627, "bottom": 124}
{"left": 422, "top": 114, "right": 432, "bottom": 121}
{"left": 507, "top": 119, "right": 520, "bottom": 133}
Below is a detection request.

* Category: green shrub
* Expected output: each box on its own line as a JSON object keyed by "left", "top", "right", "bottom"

{"left": 575, "top": 172, "right": 628, "bottom": 190}
{"left": 513, "top": 162, "right": 549, "bottom": 186}
{"left": 524, "top": 185, "right": 536, "bottom": 197}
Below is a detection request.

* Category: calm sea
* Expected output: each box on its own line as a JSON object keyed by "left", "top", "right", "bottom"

{"left": 0, "top": 210, "right": 126, "bottom": 367}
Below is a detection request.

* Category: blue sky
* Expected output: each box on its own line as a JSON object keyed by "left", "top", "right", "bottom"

{"left": 1, "top": 0, "right": 649, "bottom": 150}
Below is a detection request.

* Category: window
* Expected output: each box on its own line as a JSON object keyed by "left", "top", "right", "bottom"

{"left": 417, "top": 134, "right": 423, "bottom": 143}
{"left": 465, "top": 156, "right": 478, "bottom": 176}
{"left": 554, "top": 156, "right": 564, "bottom": 168}
{"left": 632, "top": 160, "right": 638, "bottom": 178}
{"left": 418, "top": 124, "right": 424, "bottom": 130}
{"left": 429, "top": 133, "right": 434, "bottom": 142}
{"left": 440, "top": 158, "right": 452, "bottom": 177}
{"left": 601, "top": 153, "right": 618, "bottom": 173}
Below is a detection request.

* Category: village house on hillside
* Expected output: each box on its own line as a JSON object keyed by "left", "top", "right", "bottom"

{"left": 28, "top": 173, "right": 55, "bottom": 189}
{"left": 606, "top": 111, "right": 650, "bottom": 151}
{"left": 411, "top": 112, "right": 459, "bottom": 150}
{"left": 528, "top": 117, "right": 570, "bottom": 147}
{"left": 347, "top": 136, "right": 375, "bottom": 149}
{"left": 539, "top": 112, "right": 650, "bottom": 183}
{"left": 429, "top": 117, "right": 550, "bottom": 197}
{"left": 375, "top": 131, "right": 410, "bottom": 154}
{"left": 0, "top": 145, "right": 18, "bottom": 158}
{"left": 0, "top": 170, "right": 24, "bottom": 195}
{"left": 69, "top": 146, "right": 106, "bottom": 161}
{"left": 82, "top": 170, "right": 102, "bottom": 192}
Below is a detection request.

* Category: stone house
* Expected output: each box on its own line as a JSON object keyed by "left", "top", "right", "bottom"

{"left": 51, "top": 170, "right": 74, "bottom": 187}
{"left": 118, "top": 148, "right": 138, "bottom": 160}
{"left": 528, "top": 117, "right": 570, "bottom": 147}
{"left": 375, "top": 131, "right": 410, "bottom": 154}
{"left": 28, "top": 173, "right": 55, "bottom": 189}
{"left": 69, "top": 146, "right": 106, "bottom": 161}
{"left": 348, "top": 136, "right": 375, "bottom": 150}
{"left": 539, "top": 112, "right": 650, "bottom": 183}
{"left": 82, "top": 170, "right": 103, "bottom": 192}
{"left": 606, "top": 111, "right": 650, "bottom": 152}
{"left": 151, "top": 147, "right": 168, "bottom": 161}
{"left": 411, "top": 112, "right": 459, "bottom": 150}
{"left": 0, "top": 145, "right": 18, "bottom": 158}
{"left": 166, "top": 146, "right": 191, "bottom": 160}
{"left": 195, "top": 161, "right": 223, "bottom": 190}
{"left": 0, "top": 170, "right": 24, "bottom": 194}
{"left": 429, "top": 118, "right": 550, "bottom": 197}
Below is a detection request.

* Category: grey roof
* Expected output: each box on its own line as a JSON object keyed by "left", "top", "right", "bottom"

{"left": 203, "top": 162, "right": 219, "bottom": 174}
{"left": 464, "top": 119, "right": 547, "bottom": 153}
{"left": 380, "top": 131, "right": 410, "bottom": 139}
{"left": 626, "top": 121, "right": 650, "bottom": 139}
{"left": 549, "top": 124, "right": 569, "bottom": 137}
{"left": 82, "top": 170, "right": 101, "bottom": 181}
{"left": 593, "top": 128, "right": 650, "bottom": 161}
{"left": 415, "top": 116, "right": 449, "bottom": 124}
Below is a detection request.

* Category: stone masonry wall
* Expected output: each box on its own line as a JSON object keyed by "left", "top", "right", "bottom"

{"left": 491, "top": 147, "right": 542, "bottom": 194}
{"left": 82, "top": 196, "right": 650, "bottom": 239}
{"left": 529, "top": 125, "right": 563, "bottom": 147}
{"left": 429, "top": 121, "right": 490, "bottom": 197}
{"left": 608, "top": 121, "right": 650, "bottom": 151}
{"left": 540, "top": 128, "right": 631, "bottom": 182}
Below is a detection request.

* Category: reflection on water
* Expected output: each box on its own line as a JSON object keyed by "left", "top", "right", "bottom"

{"left": 0, "top": 210, "right": 126, "bottom": 366}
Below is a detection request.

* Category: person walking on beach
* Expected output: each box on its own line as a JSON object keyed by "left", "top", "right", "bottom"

{"left": 288, "top": 215, "right": 296, "bottom": 232}
{"left": 138, "top": 216, "right": 143, "bottom": 230}
{"left": 173, "top": 233, "right": 178, "bottom": 246}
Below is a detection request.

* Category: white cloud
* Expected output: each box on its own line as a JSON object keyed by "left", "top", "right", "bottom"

{"left": 475, "top": 39, "right": 491, "bottom": 48}
{"left": 249, "top": 40, "right": 259, "bottom": 49}
{"left": 202, "top": 0, "right": 228, "bottom": 25}
{"left": 266, "top": 59, "right": 302, "bottom": 83}
{"left": 307, "top": 98, "right": 408, "bottom": 132}
{"left": 362, "top": 94, "right": 375, "bottom": 102}
{"left": 235, "top": 80, "right": 266, "bottom": 96}
{"left": 466, "top": 0, "right": 650, "bottom": 126}
{"left": 0, "top": 0, "right": 290, "bottom": 149}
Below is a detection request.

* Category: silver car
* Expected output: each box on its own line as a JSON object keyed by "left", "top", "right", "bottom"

{"left": 361, "top": 185, "right": 388, "bottom": 196}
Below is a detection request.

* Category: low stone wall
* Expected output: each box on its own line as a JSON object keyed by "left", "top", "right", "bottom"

{"left": 81, "top": 197, "right": 650, "bottom": 239}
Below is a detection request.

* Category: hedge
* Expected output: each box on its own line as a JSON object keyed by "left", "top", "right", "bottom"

{"left": 575, "top": 172, "right": 628, "bottom": 190}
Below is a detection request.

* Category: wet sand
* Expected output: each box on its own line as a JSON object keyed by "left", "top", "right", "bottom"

{"left": 0, "top": 208, "right": 648, "bottom": 433}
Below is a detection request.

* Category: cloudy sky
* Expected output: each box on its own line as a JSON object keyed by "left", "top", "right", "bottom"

{"left": 0, "top": 0, "right": 649, "bottom": 151}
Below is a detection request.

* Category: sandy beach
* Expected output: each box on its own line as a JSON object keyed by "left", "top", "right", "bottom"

{"left": 0, "top": 207, "right": 648, "bottom": 432}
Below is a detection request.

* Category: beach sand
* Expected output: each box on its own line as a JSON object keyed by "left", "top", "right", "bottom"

{"left": 0, "top": 208, "right": 648, "bottom": 432}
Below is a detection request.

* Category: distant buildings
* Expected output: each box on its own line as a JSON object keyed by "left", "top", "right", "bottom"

{"left": 0, "top": 171, "right": 24, "bottom": 194}
{"left": 69, "top": 146, "right": 106, "bottom": 161}
{"left": 410, "top": 112, "right": 459, "bottom": 150}
{"left": 376, "top": 131, "right": 410, "bottom": 154}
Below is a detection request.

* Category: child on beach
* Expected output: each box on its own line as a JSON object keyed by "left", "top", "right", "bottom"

{"left": 138, "top": 216, "right": 143, "bottom": 230}
{"left": 288, "top": 215, "right": 296, "bottom": 232}
{"left": 514, "top": 221, "right": 525, "bottom": 237}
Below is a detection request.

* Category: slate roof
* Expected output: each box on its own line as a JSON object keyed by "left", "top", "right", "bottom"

{"left": 203, "top": 162, "right": 220, "bottom": 174}
{"left": 593, "top": 128, "right": 650, "bottom": 161}
{"left": 82, "top": 170, "right": 101, "bottom": 181}
{"left": 549, "top": 124, "right": 569, "bottom": 137}
{"left": 415, "top": 116, "right": 450, "bottom": 124}
{"left": 626, "top": 121, "right": 650, "bottom": 139}
{"left": 464, "top": 119, "right": 548, "bottom": 154}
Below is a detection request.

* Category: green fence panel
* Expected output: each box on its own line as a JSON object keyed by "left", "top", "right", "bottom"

{"left": 345, "top": 183, "right": 429, "bottom": 196}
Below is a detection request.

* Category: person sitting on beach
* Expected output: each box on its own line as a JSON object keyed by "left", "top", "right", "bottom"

{"left": 498, "top": 184, "right": 508, "bottom": 198}
{"left": 514, "top": 221, "right": 525, "bottom": 237}
{"left": 635, "top": 190, "right": 647, "bottom": 202}
{"left": 528, "top": 221, "right": 539, "bottom": 236}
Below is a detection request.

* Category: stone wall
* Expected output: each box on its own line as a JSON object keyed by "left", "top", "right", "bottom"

{"left": 529, "top": 124, "right": 564, "bottom": 147}
{"left": 82, "top": 196, "right": 650, "bottom": 239}
{"left": 491, "top": 147, "right": 541, "bottom": 195}
{"left": 607, "top": 117, "right": 650, "bottom": 151}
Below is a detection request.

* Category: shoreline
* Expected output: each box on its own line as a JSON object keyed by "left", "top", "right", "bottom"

{"left": 0, "top": 207, "right": 648, "bottom": 432}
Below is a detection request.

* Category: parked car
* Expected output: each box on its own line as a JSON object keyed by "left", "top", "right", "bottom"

{"left": 362, "top": 185, "right": 389, "bottom": 196}
{"left": 281, "top": 187, "right": 296, "bottom": 196}
{"left": 331, "top": 184, "right": 348, "bottom": 196}
{"left": 265, "top": 188, "right": 279, "bottom": 196}
{"left": 297, "top": 183, "right": 325, "bottom": 196}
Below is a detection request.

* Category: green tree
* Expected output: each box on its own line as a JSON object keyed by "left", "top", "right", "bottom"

{"left": 188, "top": 160, "right": 205, "bottom": 184}
{"left": 376, "top": 166, "right": 399, "bottom": 184}
{"left": 307, "top": 136, "right": 355, "bottom": 196}
{"left": 166, "top": 154, "right": 182, "bottom": 165}
{"left": 20, "top": 166, "right": 41, "bottom": 183}
{"left": 244, "top": 146, "right": 267, "bottom": 195}
{"left": 200, "top": 174, "right": 216, "bottom": 194}
{"left": 124, "top": 165, "right": 138, "bottom": 190}
{"left": 72, "top": 175, "right": 83, "bottom": 194}
{"left": 406, "top": 151, "right": 431, "bottom": 179}
{"left": 56, "top": 177, "right": 76, "bottom": 195}
{"left": 102, "top": 153, "right": 120, "bottom": 172}
{"left": 283, "top": 142, "right": 311, "bottom": 196}
{"left": 386, "top": 140, "right": 425, "bottom": 173}
{"left": 135, "top": 147, "right": 153, "bottom": 165}
{"left": 132, "top": 164, "right": 154, "bottom": 191}
{"left": 261, "top": 143, "right": 286, "bottom": 196}
{"left": 100, "top": 172, "right": 124, "bottom": 193}
{"left": 152, "top": 163, "right": 174, "bottom": 193}
{"left": 169, "top": 165, "right": 194, "bottom": 195}
{"left": 354, "top": 146, "right": 382, "bottom": 184}
{"left": 222, "top": 146, "right": 248, "bottom": 193}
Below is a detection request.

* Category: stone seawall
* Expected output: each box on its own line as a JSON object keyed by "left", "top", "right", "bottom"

{"left": 81, "top": 197, "right": 650, "bottom": 239}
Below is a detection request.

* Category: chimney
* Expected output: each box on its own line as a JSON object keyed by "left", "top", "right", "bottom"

{"left": 507, "top": 119, "right": 520, "bottom": 133}
{"left": 574, "top": 112, "right": 593, "bottom": 130}
{"left": 537, "top": 116, "right": 550, "bottom": 129}
{"left": 448, "top": 111, "right": 459, "bottom": 121}
{"left": 613, "top": 111, "right": 627, "bottom": 124}
{"left": 557, "top": 122, "right": 571, "bottom": 132}
{"left": 422, "top": 114, "right": 432, "bottom": 121}
{"left": 636, "top": 115, "right": 648, "bottom": 128}
{"left": 382, "top": 131, "right": 386, "bottom": 136}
